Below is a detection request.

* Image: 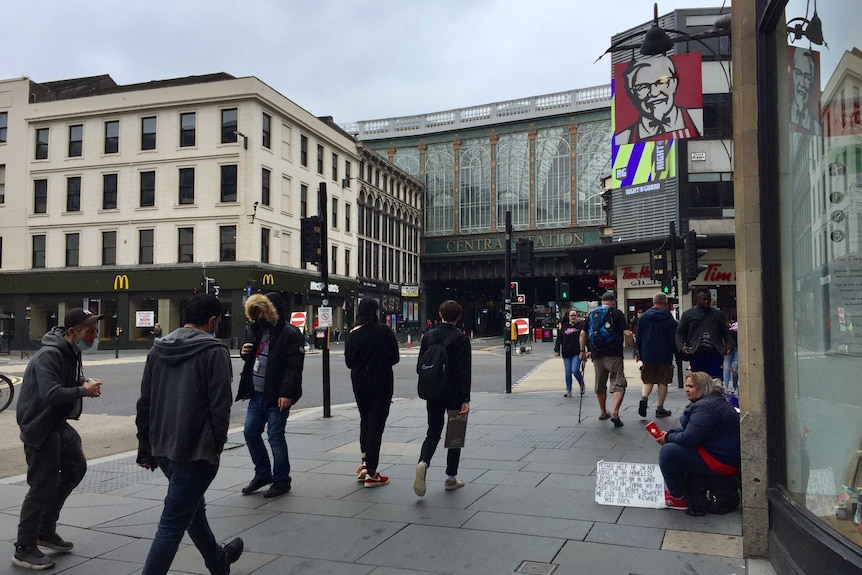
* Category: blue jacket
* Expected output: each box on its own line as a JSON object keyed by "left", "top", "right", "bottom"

{"left": 665, "top": 392, "right": 740, "bottom": 468}
{"left": 635, "top": 306, "right": 677, "bottom": 365}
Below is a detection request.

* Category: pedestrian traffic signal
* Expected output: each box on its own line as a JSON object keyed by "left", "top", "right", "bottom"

{"left": 682, "top": 230, "right": 708, "bottom": 295}
{"left": 649, "top": 249, "right": 666, "bottom": 283}
{"left": 560, "top": 281, "right": 570, "bottom": 301}
{"left": 300, "top": 216, "right": 322, "bottom": 265}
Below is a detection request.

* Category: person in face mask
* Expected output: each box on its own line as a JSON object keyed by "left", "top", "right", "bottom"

{"left": 13, "top": 308, "right": 104, "bottom": 570}
{"left": 235, "top": 292, "right": 305, "bottom": 498}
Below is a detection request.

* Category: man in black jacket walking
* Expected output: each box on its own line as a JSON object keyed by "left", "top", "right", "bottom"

{"left": 236, "top": 292, "right": 305, "bottom": 498}
{"left": 676, "top": 288, "right": 732, "bottom": 380}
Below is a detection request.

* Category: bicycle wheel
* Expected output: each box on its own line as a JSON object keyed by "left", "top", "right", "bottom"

{"left": 0, "top": 374, "right": 14, "bottom": 413}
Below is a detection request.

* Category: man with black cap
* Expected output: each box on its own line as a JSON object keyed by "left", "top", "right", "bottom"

{"left": 580, "top": 292, "right": 634, "bottom": 427}
{"left": 13, "top": 308, "right": 103, "bottom": 570}
{"left": 236, "top": 292, "right": 305, "bottom": 498}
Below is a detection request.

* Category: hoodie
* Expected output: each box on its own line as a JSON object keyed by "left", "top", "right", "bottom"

{"left": 135, "top": 327, "right": 233, "bottom": 465}
{"left": 236, "top": 292, "right": 305, "bottom": 406}
{"left": 635, "top": 306, "right": 678, "bottom": 365}
{"left": 17, "top": 327, "right": 86, "bottom": 447}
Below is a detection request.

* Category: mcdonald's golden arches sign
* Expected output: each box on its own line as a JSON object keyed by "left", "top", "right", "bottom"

{"left": 113, "top": 274, "right": 130, "bottom": 290}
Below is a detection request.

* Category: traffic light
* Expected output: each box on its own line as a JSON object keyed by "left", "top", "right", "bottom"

{"left": 301, "top": 216, "right": 322, "bottom": 265}
{"left": 516, "top": 239, "right": 534, "bottom": 276}
{"left": 560, "top": 281, "right": 570, "bottom": 301}
{"left": 682, "top": 230, "right": 708, "bottom": 295}
{"left": 649, "top": 249, "right": 666, "bottom": 283}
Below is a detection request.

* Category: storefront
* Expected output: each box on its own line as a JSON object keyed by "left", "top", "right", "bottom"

{"left": 750, "top": 1, "right": 862, "bottom": 572}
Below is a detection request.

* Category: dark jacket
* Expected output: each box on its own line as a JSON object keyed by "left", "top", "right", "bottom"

{"left": 345, "top": 322, "right": 400, "bottom": 393}
{"left": 675, "top": 305, "right": 732, "bottom": 355}
{"left": 635, "top": 306, "right": 678, "bottom": 365}
{"left": 136, "top": 327, "right": 233, "bottom": 465}
{"left": 417, "top": 323, "right": 471, "bottom": 408}
{"left": 554, "top": 320, "right": 583, "bottom": 358}
{"left": 665, "top": 392, "right": 741, "bottom": 468}
{"left": 236, "top": 292, "right": 305, "bottom": 406}
{"left": 17, "top": 327, "right": 87, "bottom": 447}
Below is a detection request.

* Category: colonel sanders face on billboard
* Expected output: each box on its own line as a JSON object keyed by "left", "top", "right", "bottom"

{"left": 614, "top": 54, "right": 703, "bottom": 145}
{"left": 789, "top": 46, "right": 822, "bottom": 135}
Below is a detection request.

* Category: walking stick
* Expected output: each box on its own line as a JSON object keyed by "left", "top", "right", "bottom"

{"left": 578, "top": 357, "right": 586, "bottom": 423}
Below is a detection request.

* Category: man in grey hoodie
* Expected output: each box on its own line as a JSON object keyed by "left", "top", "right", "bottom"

{"left": 135, "top": 294, "right": 243, "bottom": 575}
{"left": 13, "top": 308, "right": 103, "bottom": 570}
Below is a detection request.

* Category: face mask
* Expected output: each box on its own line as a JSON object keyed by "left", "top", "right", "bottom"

{"left": 75, "top": 339, "right": 95, "bottom": 351}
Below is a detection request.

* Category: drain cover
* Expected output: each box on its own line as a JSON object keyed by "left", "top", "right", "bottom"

{"left": 515, "top": 560, "right": 557, "bottom": 574}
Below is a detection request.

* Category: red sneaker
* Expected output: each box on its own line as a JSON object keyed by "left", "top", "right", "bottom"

{"left": 665, "top": 489, "right": 688, "bottom": 510}
{"left": 364, "top": 472, "right": 389, "bottom": 488}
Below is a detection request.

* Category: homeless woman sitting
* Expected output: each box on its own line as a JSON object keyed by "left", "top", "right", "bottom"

{"left": 653, "top": 371, "right": 740, "bottom": 510}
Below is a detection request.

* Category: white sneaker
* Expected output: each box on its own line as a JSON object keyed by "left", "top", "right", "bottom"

{"left": 414, "top": 461, "right": 427, "bottom": 497}
{"left": 445, "top": 478, "right": 465, "bottom": 490}
{"left": 563, "top": 390, "right": 573, "bottom": 398}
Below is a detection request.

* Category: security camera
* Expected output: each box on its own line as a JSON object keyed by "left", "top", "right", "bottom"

{"left": 253, "top": 201, "right": 259, "bottom": 207}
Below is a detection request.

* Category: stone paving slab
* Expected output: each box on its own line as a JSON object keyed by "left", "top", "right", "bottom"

{"left": 0, "top": 351, "right": 777, "bottom": 574}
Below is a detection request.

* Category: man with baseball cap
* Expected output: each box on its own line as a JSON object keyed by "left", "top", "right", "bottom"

{"left": 580, "top": 292, "right": 634, "bottom": 427}
{"left": 13, "top": 308, "right": 104, "bottom": 570}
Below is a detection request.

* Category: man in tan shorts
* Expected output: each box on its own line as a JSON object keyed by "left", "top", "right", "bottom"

{"left": 635, "top": 293, "right": 678, "bottom": 418}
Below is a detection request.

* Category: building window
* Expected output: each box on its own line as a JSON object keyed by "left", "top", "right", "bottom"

{"left": 459, "top": 138, "right": 492, "bottom": 234}
{"left": 177, "top": 227, "right": 194, "bottom": 263}
{"left": 317, "top": 144, "right": 324, "bottom": 174}
{"left": 139, "top": 229, "right": 154, "bottom": 264}
{"left": 332, "top": 153, "right": 338, "bottom": 181}
{"left": 219, "top": 225, "right": 236, "bottom": 262}
{"left": 66, "top": 176, "right": 81, "bottom": 212}
{"left": 66, "top": 233, "right": 79, "bottom": 267}
{"left": 104, "top": 120, "right": 119, "bottom": 154}
{"left": 221, "top": 108, "right": 237, "bottom": 144}
{"left": 261, "top": 167, "right": 271, "bottom": 206}
{"left": 140, "top": 171, "right": 155, "bottom": 207}
{"left": 496, "top": 133, "right": 530, "bottom": 230}
{"left": 179, "top": 168, "right": 194, "bottom": 204}
{"left": 300, "top": 183, "right": 308, "bottom": 217}
{"left": 687, "top": 173, "right": 734, "bottom": 211}
{"left": 345, "top": 160, "right": 352, "bottom": 183}
{"left": 345, "top": 203, "right": 351, "bottom": 232}
{"left": 103, "top": 173, "right": 118, "bottom": 210}
{"left": 332, "top": 198, "right": 338, "bottom": 229}
{"left": 220, "top": 164, "right": 237, "bottom": 202}
{"left": 300, "top": 134, "right": 308, "bottom": 166}
{"left": 34, "top": 179, "right": 47, "bottom": 214}
{"left": 424, "top": 143, "right": 455, "bottom": 235}
{"left": 535, "top": 127, "right": 571, "bottom": 228}
{"left": 262, "top": 113, "right": 271, "bottom": 149}
{"left": 35, "top": 127, "right": 49, "bottom": 160}
{"left": 281, "top": 176, "right": 291, "bottom": 214}
{"left": 180, "top": 112, "right": 196, "bottom": 147}
{"left": 331, "top": 245, "right": 338, "bottom": 275}
{"left": 281, "top": 123, "right": 292, "bottom": 160}
{"left": 141, "top": 116, "right": 156, "bottom": 150}
{"left": 32, "top": 235, "right": 46, "bottom": 268}
{"left": 345, "top": 249, "right": 351, "bottom": 277}
{"left": 0, "top": 164, "right": 4, "bottom": 204}
{"left": 261, "top": 227, "right": 270, "bottom": 263}
{"left": 68, "top": 124, "right": 83, "bottom": 157}
{"left": 0, "top": 111, "right": 7, "bottom": 143}
{"left": 102, "top": 231, "right": 116, "bottom": 265}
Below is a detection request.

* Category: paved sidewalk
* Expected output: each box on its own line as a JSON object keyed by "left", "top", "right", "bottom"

{"left": 0, "top": 345, "right": 776, "bottom": 574}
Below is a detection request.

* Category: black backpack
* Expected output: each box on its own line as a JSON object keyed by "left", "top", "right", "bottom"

{"left": 684, "top": 473, "right": 741, "bottom": 516}
{"left": 417, "top": 329, "right": 462, "bottom": 401}
{"left": 587, "top": 306, "right": 620, "bottom": 351}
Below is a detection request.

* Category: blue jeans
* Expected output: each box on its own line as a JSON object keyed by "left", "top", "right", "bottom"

{"left": 143, "top": 458, "right": 229, "bottom": 575}
{"left": 244, "top": 391, "right": 291, "bottom": 483}
{"left": 562, "top": 355, "right": 585, "bottom": 392}
{"left": 658, "top": 443, "right": 719, "bottom": 497}
{"left": 722, "top": 348, "right": 739, "bottom": 388}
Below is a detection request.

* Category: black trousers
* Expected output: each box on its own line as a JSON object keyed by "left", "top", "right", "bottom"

{"left": 18, "top": 423, "right": 87, "bottom": 546}
{"left": 420, "top": 399, "right": 461, "bottom": 477}
{"left": 352, "top": 380, "right": 392, "bottom": 474}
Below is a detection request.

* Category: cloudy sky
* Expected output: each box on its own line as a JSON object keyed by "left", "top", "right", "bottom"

{"left": 2, "top": 1, "right": 728, "bottom": 123}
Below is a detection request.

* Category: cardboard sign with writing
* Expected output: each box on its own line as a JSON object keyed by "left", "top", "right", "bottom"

{"left": 594, "top": 460, "right": 665, "bottom": 508}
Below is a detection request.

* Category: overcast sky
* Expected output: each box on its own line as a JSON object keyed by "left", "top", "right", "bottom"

{"left": 2, "top": 1, "right": 729, "bottom": 123}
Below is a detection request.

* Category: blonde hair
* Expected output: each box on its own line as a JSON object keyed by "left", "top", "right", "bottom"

{"left": 687, "top": 371, "right": 725, "bottom": 399}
